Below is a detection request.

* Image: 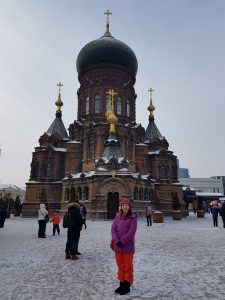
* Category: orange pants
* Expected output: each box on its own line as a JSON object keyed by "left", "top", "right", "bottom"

{"left": 115, "top": 252, "right": 134, "bottom": 285}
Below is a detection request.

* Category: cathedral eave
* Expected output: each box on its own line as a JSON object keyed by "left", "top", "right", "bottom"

{"left": 135, "top": 143, "right": 148, "bottom": 147}
{"left": 132, "top": 123, "right": 141, "bottom": 129}
{"left": 67, "top": 140, "right": 82, "bottom": 144}
{"left": 27, "top": 181, "right": 63, "bottom": 185}
{"left": 53, "top": 147, "right": 67, "bottom": 152}
{"left": 148, "top": 150, "right": 160, "bottom": 155}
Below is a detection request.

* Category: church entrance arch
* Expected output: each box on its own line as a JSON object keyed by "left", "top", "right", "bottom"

{"left": 97, "top": 178, "right": 130, "bottom": 219}
{"left": 107, "top": 192, "right": 119, "bottom": 219}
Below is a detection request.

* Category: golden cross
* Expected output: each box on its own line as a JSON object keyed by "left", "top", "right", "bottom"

{"left": 104, "top": 9, "right": 112, "bottom": 25}
{"left": 148, "top": 88, "right": 155, "bottom": 99}
{"left": 148, "top": 88, "right": 155, "bottom": 117}
{"left": 106, "top": 89, "right": 117, "bottom": 111}
{"left": 57, "top": 82, "right": 63, "bottom": 93}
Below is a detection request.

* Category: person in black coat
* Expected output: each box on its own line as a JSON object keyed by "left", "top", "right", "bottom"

{"left": 80, "top": 203, "right": 87, "bottom": 229}
{"left": 219, "top": 202, "right": 225, "bottom": 228}
{"left": 65, "top": 202, "right": 83, "bottom": 260}
{"left": 0, "top": 206, "right": 7, "bottom": 228}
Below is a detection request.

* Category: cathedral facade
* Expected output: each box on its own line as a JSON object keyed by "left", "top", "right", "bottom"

{"left": 22, "top": 15, "right": 183, "bottom": 219}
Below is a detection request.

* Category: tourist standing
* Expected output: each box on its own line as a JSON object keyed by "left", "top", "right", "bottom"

{"left": 38, "top": 203, "right": 48, "bottom": 238}
{"left": 64, "top": 202, "right": 83, "bottom": 260}
{"left": 80, "top": 203, "right": 87, "bottom": 229}
{"left": 219, "top": 201, "right": 225, "bottom": 228}
{"left": 0, "top": 206, "right": 7, "bottom": 228}
{"left": 210, "top": 200, "right": 219, "bottom": 227}
{"left": 145, "top": 202, "right": 152, "bottom": 226}
{"left": 111, "top": 198, "right": 137, "bottom": 295}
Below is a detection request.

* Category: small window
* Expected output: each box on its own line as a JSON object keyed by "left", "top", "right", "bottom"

{"left": 95, "top": 95, "right": 100, "bottom": 113}
{"left": 117, "top": 96, "right": 122, "bottom": 115}
{"left": 126, "top": 98, "right": 130, "bottom": 117}
{"left": 77, "top": 187, "right": 82, "bottom": 201}
{"left": 85, "top": 97, "right": 90, "bottom": 115}
{"left": 106, "top": 95, "right": 110, "bottom": 112}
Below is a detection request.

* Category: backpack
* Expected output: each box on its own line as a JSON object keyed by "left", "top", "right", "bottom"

{"left": 63, "top": 211, "right": 75, "bottom": 228}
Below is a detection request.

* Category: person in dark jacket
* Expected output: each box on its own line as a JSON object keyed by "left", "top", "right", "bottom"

{"left": 211, "top": 206, "right": 219, "bottom": 227}
{"left": 219, "top": 201, "right": 225, "bottom": 228}
{"left": 0, "top": 206, "right": 7, "bottom": 228}
{"left": 65, "top": 202, "right": 83, "bottom": 260}
{"left": 80, "top": 203, "right": 87, "bottom": 229}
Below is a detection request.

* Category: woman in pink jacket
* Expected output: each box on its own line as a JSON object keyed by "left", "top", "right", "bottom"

{"left": 111, "top": 198, "right": 137, "bottom": 295}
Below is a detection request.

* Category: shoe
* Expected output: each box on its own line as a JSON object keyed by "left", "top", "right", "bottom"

{"left": 75, "top": 252, "right": 81, "bottom": 255}
{"left": 65, "top": 253, "right": 71, "bottom": 259}
{"left": 115, "top": 281, "right": 124, "bottom": 293}
{"left": 119, "top": 280, "right": 130, "bottom": 295}
{"left": 71, "top": 255, "right": 79, "bottom": 260}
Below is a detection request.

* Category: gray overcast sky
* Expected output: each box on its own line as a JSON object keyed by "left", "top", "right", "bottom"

{"left": 0, "top": 0, "right": 225, "bottom": 187}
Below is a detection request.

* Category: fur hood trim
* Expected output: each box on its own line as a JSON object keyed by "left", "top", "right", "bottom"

{"left": 68, "top": 202, "right": 80, "bottom": 210}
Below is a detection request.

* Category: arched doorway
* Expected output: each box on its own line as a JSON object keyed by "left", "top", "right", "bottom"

{"left": 107, "top": 192, "right": 119, "bottom": 219}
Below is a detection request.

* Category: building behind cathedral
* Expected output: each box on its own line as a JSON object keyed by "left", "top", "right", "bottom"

{"left": 22, "top": 14, "right": 184, "bottom": 218}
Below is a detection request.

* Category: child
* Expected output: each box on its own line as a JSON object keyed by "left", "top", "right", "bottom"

{"left": 50, "top": 210, "right": 61, "bottom": 235}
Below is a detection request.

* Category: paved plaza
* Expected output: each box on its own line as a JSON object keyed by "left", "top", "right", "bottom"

{"left": 0, "top": 213, "right": 225, "bottom": 300}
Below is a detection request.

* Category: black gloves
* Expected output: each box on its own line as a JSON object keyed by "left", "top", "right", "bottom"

{"left": 116, "top": 241, "right": 122, "bottom": 247}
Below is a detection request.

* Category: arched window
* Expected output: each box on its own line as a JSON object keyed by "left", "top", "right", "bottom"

{"left": 77, "top": 187, "right": 82, "bottom": 201}
{"left": 94, "top": 95, "right": 100, "bottom": 113}
{"left": 144, "top": 188, "right": 148, "bottom": 200}
{"left": 30, "top": 160, "right": 39, "bottom": 180}
{"left": 65, "top": 188, "right": 69, "bottom": 202}
{"left": 88, "top": 137, "right": 95, "bottom": 159}
{"left": 85, "top": 97, "right": 90, "bottom": 115}
{"left": 46, "top": 162, "right": 52, "bottom": 178}
{"left": 139, "top": 187, "right": 143, "bottom": 200}
{"left": 84, "top": 186, "right": 89, "bottom": 200}
{"left": 106, "top": 95, "right": 110, "bottom": 112}
{"left": 126, "top": 98, "right": 130, "bottom": 117}
{"left": 150, "top": 189, "right": 154, "bottom": 200}
{"left": 160, "top": 164, "right": 167, "bottom": 180}
{"left": 134, "top": 187, "right": 138, "bottom": 200}
{"left": 117, "top": 96, "right": 122, "bottom": 115}
{"left": 70, "top": 186, "right": 77, "bottom": 202}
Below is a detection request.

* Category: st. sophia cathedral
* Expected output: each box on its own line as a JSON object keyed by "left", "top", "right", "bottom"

{"left": 22, "top": 11, "right": 184, "bottom": 219}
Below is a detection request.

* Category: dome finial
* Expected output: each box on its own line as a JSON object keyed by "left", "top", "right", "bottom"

{"left": 55, "top": 82, "right": 64, "bottom": 114}
{"left": 104, "top": 9, "right": 112, "bottom": 36}
{"left": 105, "top": 89, "right": 118, "bottom": 133}
{"left": 148, "top": 88, "right": 155, "bottom": 117}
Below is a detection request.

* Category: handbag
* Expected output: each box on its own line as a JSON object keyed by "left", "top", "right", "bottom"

{"left": 110, "top": 239, "right": 114, "bottom": 251}
{"left": 44, "top": 215, "right": 49, "bottom": 223}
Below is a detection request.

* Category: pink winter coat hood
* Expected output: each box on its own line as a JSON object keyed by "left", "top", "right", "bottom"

{"left": 111, "top": 212, "right": 137, "bottom": 253}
